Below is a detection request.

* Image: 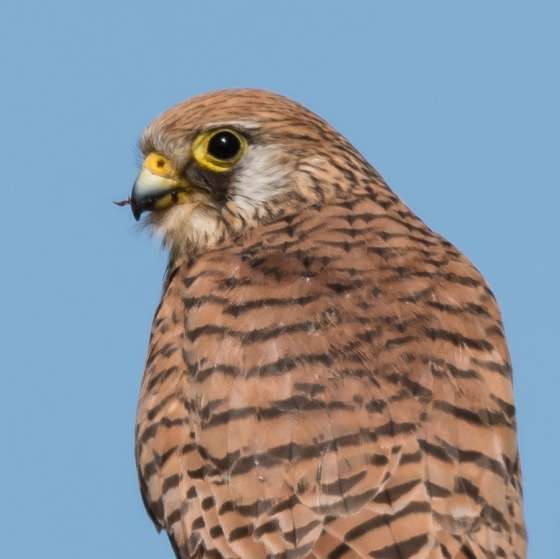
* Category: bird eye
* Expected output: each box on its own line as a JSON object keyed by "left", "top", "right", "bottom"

{"left": 192, "top": 128, "right": 248, "bottom": 172}
{"left": 207, "top": 131, "right": 241, "bottom": 161}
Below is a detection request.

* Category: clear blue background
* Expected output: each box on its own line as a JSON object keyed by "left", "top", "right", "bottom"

{"left": 0, "top": 2, "right": 557, "bottom": 557}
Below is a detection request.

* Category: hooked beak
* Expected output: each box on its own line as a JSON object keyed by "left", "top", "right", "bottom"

{"left": 130, "top": 153, "right": 188, "bottom": 220}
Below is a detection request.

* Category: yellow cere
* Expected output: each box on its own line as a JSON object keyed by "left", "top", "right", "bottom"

{"left": 143, "top": 153, "right": 179, "bottom": 179}
{"left": 191, "top": 129, "right": 247, "bottom": 173}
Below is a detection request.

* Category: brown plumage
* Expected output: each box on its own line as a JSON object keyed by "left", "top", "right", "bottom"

{"left": 129, "top": 89, "right": 526, "bottom": 559}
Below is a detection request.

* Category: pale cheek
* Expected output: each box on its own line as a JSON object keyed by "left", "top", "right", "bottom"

{"left": 232, "top": 146, "right": 289, "bottom": 212}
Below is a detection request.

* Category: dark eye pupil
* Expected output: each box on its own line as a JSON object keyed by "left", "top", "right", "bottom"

{"left": 207, "top": 131, "right": 241, "bottom": 161}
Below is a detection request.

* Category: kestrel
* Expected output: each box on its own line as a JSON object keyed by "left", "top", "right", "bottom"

{"left": 128, "top": 89, "right": 526, "bottom": 559}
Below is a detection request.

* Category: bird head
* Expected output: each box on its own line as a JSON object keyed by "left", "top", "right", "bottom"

{"left": 128, "top": 89, "right": 379, "bottom": 261}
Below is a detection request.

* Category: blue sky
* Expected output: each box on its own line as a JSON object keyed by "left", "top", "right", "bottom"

{"left": 0, "top": 2, "right": 557, "bottom": 557}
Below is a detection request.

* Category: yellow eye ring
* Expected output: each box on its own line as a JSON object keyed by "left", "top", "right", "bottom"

{"left": 192, "top": 129, "right": 248, "bottom": 172}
